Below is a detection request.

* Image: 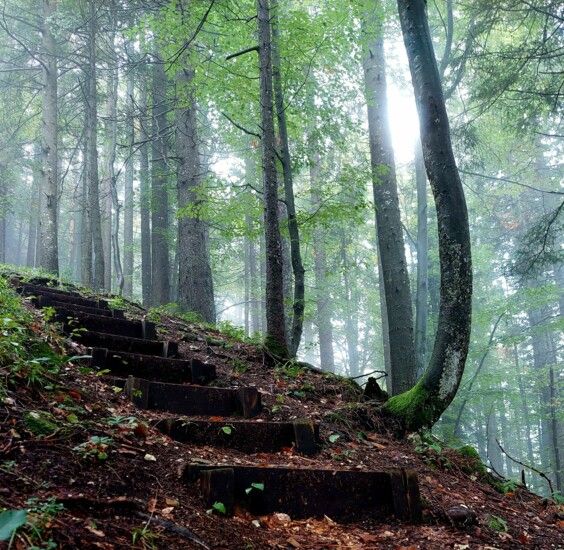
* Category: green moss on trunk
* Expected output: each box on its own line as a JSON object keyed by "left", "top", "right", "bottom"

{"left": 383, "top": 381, "right": 442, "bottom": 431}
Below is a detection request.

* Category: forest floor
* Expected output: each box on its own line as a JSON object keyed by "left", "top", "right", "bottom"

{"left": 0, "top": 273, "right": 563, "bottom": 549}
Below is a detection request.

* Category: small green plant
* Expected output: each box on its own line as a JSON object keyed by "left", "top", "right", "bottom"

{"left": 276, "top": 361, "right": 304, "bottom": 379}
{"left": 220, "top": 425, "right": 234, "bottom": 435}
{"left": 0, "top": 509, "right": 27, "bottom": 542}
{"left": 132, "top": 525, "right": 159, "bottom": 549}
{"left": 210, "top": 501, "right": 227, "bottom": 515}
{"left": 230, "top": 358, "right": 249, "bottom": 374}
{"left": 73, "top": 436, "right": 113, "bottom": 461}
{"left": 24, "top": 497, "right": 64, "bottom": 547}
{"left": 328, "top": 433, "right": 341, "bottom": 444}
{"left": 487, "top": 514, "right": 508, "bottom": 532}
{"left": 107, "top": 415, "right": 138, "bottom": 428}
{"left": 41, "top": 307, "right": 56, "bottom": 322}
{"left": 245, "top": 482, "right": 264, "bottom": 495}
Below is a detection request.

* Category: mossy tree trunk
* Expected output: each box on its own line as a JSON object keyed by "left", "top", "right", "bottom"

{"left": 385, "top": 0, "right": 472, "bottom": 430}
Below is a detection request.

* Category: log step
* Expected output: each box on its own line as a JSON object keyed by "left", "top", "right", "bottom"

{"left": 36, "top": 295, "right": 124, "bottom": 319}
{"left": 90, "top": 348, "right": 216, "bottom": 384}
{"left": 53, "top": 309, "right": 157, "bottom": 340}
{"left": 125, "top": 377, "right": 261, "bottom": 418}
{"left": 20, "top": 284, "right": 110, "bottom": 310}
{"left": 183, "top": 464, "right": 422, "bottom": 522}
{"left": 74, "top": 331, "right": 178, "bottom": 357}
{"left": 157, "top": 418, "right": 319, "bottom": 454}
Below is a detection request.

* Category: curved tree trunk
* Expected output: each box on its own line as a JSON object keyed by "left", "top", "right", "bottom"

{"left": 385, "top": 0, "right": 472, "bottom": 430}
{"left": 362, "top": 1, "right": 417, "bottom": 395}
{"left": 257, "top": 0, "right": 288, "bottom": 357}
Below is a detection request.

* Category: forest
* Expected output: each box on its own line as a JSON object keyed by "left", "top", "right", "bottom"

{"left": 0, "top": 0, "right": 562, "bottom": 548}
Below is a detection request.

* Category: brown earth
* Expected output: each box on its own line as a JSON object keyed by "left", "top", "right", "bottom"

{"left": 0, "top": 285, "right": 562, "bottom": 549}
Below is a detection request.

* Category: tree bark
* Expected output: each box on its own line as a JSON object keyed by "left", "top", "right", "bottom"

{"left": 341, "top": 230, "right": 359, "bottom": 376}
{"left": 123, "top": 63, "right": 135, "bottom": 297}
{"left": 151, "top": 55, "right": 171, "bottom": 305}
{"left": 309, "top": 148, "right": 335, "bottom": 372}
{"left": 271, "top": 0, "right": 305, "bottom": 357}
{"left": 175, "top": 60, "right": 216, "bottom": 323}
{"left": 362, "top": 1, "right": 416, "bottom": 394}
{"left": 26, "top": 144, "right": 41, "bottom": 267}
{"left": 85, "top": 0, "right": 104, "bottom": 289}
{"left": 39, "top": 0, "right": 59, "bottom": 275}
{"left": 414, "top": 139, "right": 428, "bottom": 375}
{"left": 139, "top": 59, "right": 152, "bottom": 305}
{"left": 257, "top": 0, "right": 288, "bottom": 357}
{"left": 385, "top": 0, "right": 472, "bottom": 430}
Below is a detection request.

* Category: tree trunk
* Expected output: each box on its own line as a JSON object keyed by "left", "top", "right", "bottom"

{"left": 26, "top": 145, "right": 41, "bottom": 267}
{"left": 362, "top": 1, "right": 416, "bottom": 394}
{"left": 309, "top": 148, "right": 335, "bottom": 372}
{"left": 123, "top": 63, "right": 135, "bottom": 297}
{"left": 175, "top": 61, "right": 215, "bottom": 323}
{"left": 139, "top": 60, "right": 152, "bottom": 305}
{"left": 341, "top": 231, "right": 359, "bottom": 376}
{"left": 414, "top": 139, "right": 428, "bottom": 375}
{"left": 385, "top": 0, "right": 472, "bottom": 430}
{"left": 257, "top": 0, "right": 288, "bottom": 357}
{"left": 85, "top": 0, "right": 104, "bottom": 289}
{"left": 101, "top": 11, "right": 117, "bottom": 292}
{"left": 151, "top": 55, "right": 171, "bottom": 305}
{"left": 80, "top": 142, "right": 92, "bottom": 286}
{"left": 39, "top": 0, "right": 59, "bottom": 275}
{"left": 271, "top": 0, "right": 305, "bottom": 357}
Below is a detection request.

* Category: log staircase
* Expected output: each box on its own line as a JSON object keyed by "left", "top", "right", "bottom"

{"left": 14, "top": 278, "right": 422, "bottom": 523}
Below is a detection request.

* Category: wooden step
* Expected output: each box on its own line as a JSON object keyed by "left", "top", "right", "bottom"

{"left": 125, "top": 377, "right": 261, "bottom": 418}
{"left": 90, "top": 348, "right": 216, "bottom": 384}
{"left": 183, "top": 464, "right": 421, "bottom": 522}
{"left": 20, "top": 284, "right": 110, "bottom": 310}
{"left": 74, "top": 331, "right": 178, "bottom": 357}
{"left": 54, "top": 309, "right": 157, "bottom": 340}
{"left": 157, "top": 418, "right": 318, "bottom": 454}
{"left": 36, "top": 295, "right": 124, "bottom": 319}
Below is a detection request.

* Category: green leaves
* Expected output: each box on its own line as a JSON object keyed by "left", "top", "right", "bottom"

{"left": 245, "top": 482, "right": 265, "bottom": 495}
{"left": 0, "top": 509, "right": 27, "bottom": 541}
{"left": 211, "top": 501, "right": 226, "bottom": 515}
{"left": 328, "top": 433, "right": 340, "bottom": 444}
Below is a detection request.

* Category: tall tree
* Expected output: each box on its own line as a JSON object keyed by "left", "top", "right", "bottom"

{"left": 123, "top": 61, "right": 135, "bottom": 297}
{"left": 362, "top": 1, "right": 416, "bottom": 394}
{"left": 257, "top": 0, "right": 288, "bottom": 357}
{"left": 175, "top": 49, "right": 215, "bottom": 323}
{"left": 151, "top": 54, "right": 171, "bottom": 305}
{"left": 271, "top": 0, "right": 305, "bottom": 357}
{"left": 85, "top": 0, "right": 105, "bottom": 289}
{"left": 39, "top": 0, "right": 59, "bottom": 275}
{"left": 385, "top": 0, "right": 472, "bottom": 429}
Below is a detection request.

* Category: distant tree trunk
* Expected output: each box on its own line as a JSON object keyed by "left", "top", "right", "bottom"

{"left": 309, "top": 148, "right": 335, "bottom": 372}
{"left": 257, "top": 0, "right": 287, "bottom": 357}
{"left": 341, "top": 231, "right": 359, "bottom": 376}
{"left": 362, "top": 1, "right": 416, "bottom": 394}
{"left": 515, "top": 344, "right": 535, "bottom": 465}
{"left": 26, "top": 145, "right": 41, "bottom": 267}
{"left": 123, "top": 64, "right": 135, "bottom": 297}
{"left": 39, "top": 0, "right": 59, "bottom": 275}
{"left": 175, "top": 61, "right": 215, "bottom": 322}
{"left": 85, "top": 0, "right": 104, "bottom": 289}
{"left": 487, "top": 408, "right": 504, "bottom": 476}
{"left": 271, "top": 0, "right": 305, "bottom": 357}
{"left": 414, "top": 140, "right": 428, "bottom": 374}
{"left": 528, "top": 306, "right": 561, "bottom": 492}
{"left": 385, "top": 0, "right": 472, "bottom": 430}
{"left": 139, "top": 61, "right": 152, "bottom": 305}
{"left": 151, "top": 55, "right": 171, "bottom": 305}
{"left": 0, "top": 177, "right": 5, "bottom": 263}
{"left": 80, "top": 144, "right": 92, "bottom": 286}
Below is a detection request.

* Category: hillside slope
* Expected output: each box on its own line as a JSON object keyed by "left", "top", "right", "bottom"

{"left": 0, "top": 272, "right": 562, "bottom": 549}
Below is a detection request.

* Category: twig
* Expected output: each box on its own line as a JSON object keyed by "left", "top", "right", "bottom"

{"left": 225, "top": 45, "right": 258, "bottom": 61}
{"left": 136, "top": 512, "right": 210, "bottom": 549}
{"left": 220, "top": 111, "right": 261, "bottom": 139}
{"left": 350, "top": 369, "right": 387, "bottom": 380}
{"left": 495, "top": 438, "right": 554, "bottom": 495}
